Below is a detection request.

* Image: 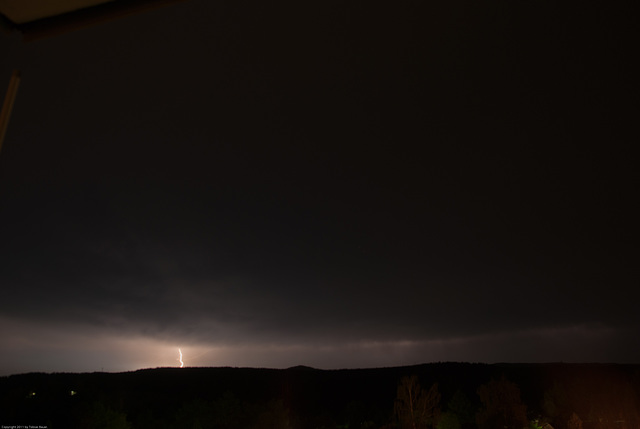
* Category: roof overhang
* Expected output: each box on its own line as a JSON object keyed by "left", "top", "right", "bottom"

{"left": 0, "top": 0, "right": 186, "bottom": 41}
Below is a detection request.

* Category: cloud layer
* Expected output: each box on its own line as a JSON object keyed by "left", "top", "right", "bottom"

{"left": 0, "top": 0, "right": 637, "bottom": 375}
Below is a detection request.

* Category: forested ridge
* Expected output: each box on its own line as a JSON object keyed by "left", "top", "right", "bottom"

{"left": 2, "top": 362, "right": 639, "bottom": 429}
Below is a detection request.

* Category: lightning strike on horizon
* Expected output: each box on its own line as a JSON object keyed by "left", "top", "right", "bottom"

{"left": 178, "top": 348, "right": 184, "bottom": 368}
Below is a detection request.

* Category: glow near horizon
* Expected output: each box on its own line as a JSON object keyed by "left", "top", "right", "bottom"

{"left": 0, "top": 316, "right": 627, "bottom": 375}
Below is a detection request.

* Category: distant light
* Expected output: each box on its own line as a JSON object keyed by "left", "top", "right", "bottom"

{"left": 70, "top": 390, "right": 77, "bottom": 396}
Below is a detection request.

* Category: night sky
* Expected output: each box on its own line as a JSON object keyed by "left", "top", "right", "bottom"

{"left": 0, "top": 0, "right": 637, "bottom": 375}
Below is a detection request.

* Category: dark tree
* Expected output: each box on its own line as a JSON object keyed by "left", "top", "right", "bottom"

{"left": 446, "top": 390, "right": 476, "bottom": 429}
{"left": 78, "top": 401, "right": 132, "bottom": 429}
{"left": 211, "top": 391, "right": 245, "bottom": 429}
{"left": 436, "top": 412, "right": 461, "bottom": 429}
{"left": 395, "top": 375, "right": 441, "bottom": 429}
{"left": 567, "top": 412, "right": 583, "bottom": 429}
{"left": 541, "top": 382, "right": 568, "bottom": 428}
{"left": 476, "top": 376, "right": 527, "bottom": 429}
{"left": 251, "top": 399, "right": 293, "bottom": 429}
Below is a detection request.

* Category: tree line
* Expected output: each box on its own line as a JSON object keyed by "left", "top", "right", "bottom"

{"left": 2, "top": 364, "right": 639, "bottom": 429}
{"left": 392, "top": 372, "right": 640, "bottom": 429}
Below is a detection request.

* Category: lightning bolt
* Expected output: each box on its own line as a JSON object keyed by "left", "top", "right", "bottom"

{"left": 178, "top": 348, "right": 184, "bottom": 368}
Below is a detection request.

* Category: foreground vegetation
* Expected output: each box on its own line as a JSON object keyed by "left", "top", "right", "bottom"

{"left": 1, "top": 362, "right": 638, "bottom": 429}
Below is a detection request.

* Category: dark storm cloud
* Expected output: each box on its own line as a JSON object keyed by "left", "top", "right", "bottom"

{"left": 1, "top": 174, "right": 637, "bottom": 366}
{"left": 0, "top": 0, "right": 637, "bottom": 374}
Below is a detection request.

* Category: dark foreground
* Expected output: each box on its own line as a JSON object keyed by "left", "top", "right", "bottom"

{"left": 1, "top": 362, "right": 639, "bottom": 429}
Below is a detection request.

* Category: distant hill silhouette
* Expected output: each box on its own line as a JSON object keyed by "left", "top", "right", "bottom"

{"left": 1, "top": 362, "right": 639, "bottom": 429}
{"left": 287, "top": 365, "right": 318, "bottom": 371}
